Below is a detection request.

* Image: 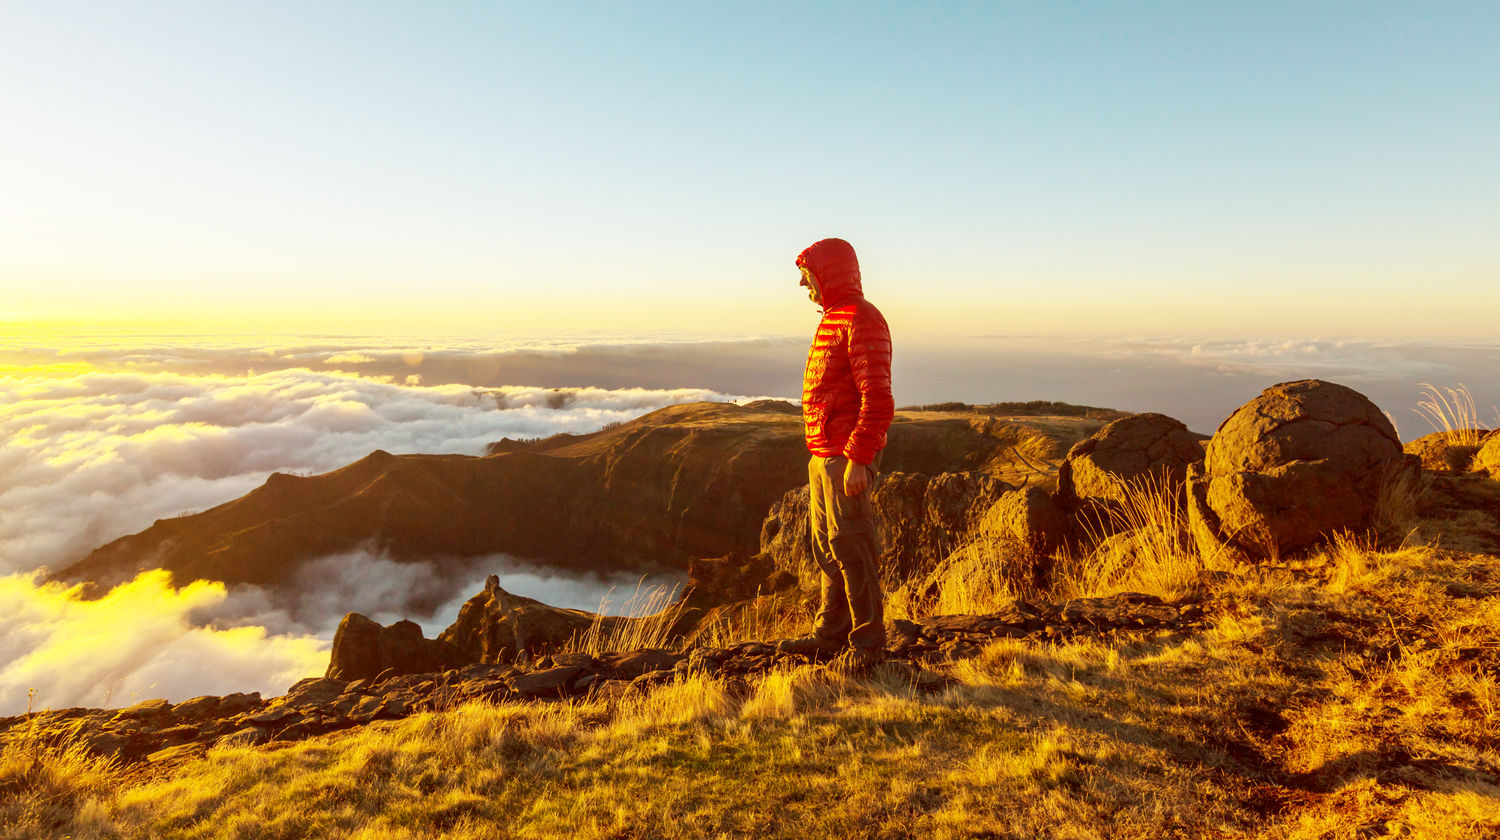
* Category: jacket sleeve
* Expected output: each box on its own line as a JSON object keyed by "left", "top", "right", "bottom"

{"left": 842, "top": 305, "right": 894, "bottom": 465}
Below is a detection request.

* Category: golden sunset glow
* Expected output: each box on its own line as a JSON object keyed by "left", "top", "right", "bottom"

{"left": 4, "top": 2, "right": 1499, "bottom": 836}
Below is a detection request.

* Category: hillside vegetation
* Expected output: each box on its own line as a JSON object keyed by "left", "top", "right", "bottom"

{"left": 6, "top": 509, "right": 1498, "bottom": 838}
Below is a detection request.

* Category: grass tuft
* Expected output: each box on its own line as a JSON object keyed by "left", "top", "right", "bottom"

{"left": 1414, "top": 383, "right": 1492, "bottom": 448}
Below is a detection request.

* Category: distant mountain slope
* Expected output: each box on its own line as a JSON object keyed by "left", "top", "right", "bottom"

{"left": 54, "top": 401, "right": 1111, "bottom": 592}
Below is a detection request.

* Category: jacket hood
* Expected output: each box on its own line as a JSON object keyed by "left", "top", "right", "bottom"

{"left": 796, "top": 238, "right": 862, "bottom": 310}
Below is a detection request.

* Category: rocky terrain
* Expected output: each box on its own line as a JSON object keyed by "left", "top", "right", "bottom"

{"left": 13, "top": 379, "right": 1499, "bottom": 773}
{"left": 0, "top": 588, "right": 1215, "bottom": 768}
{"left": 6, "top": 380, "right": 1500, "bottom": 838}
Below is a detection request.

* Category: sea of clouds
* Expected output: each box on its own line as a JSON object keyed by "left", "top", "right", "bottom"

{"left": 3, "top": 332, "right": 1497, "bottom": 714}
{"left": 0, "top": 342, "right": 757, "bottom": 714}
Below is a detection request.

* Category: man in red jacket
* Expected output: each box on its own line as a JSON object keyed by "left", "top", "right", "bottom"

{"left": 779, "top": 237, "right": 894, "bottom": 671}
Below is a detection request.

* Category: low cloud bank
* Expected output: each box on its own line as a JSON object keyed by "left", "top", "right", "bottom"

{"left": 0, "top": 570, "right": 327, "bottom": 714}
{"left": 903, "top": 337, "right": 1500, "bottom": 436}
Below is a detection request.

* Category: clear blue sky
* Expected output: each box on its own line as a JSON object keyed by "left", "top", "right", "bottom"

{"left": 2, "top": 1, "right": 1496, "bottom": 338}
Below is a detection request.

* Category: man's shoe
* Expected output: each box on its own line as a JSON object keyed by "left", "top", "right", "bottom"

{"left": 832, "top": 646, "right": 885, "bottom": 676}
{"left": 777, "top": 635, "right": 845, "bottom": 656}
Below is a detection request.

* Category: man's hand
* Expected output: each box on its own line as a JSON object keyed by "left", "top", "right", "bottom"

{"left": 843, "top": 459, "right": 870, "bottom": 497}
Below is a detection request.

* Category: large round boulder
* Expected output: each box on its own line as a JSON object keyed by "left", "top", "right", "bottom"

{"left": 1057, "top": 413, "right": 1206, "bottom": 507}
{"left": 1189, "top": 380, "right": 1407, "bottom": 560}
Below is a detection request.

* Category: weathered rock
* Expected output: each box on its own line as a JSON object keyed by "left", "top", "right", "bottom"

{"left": 947, "top": 486, "right": 1071, "bottom": 591}
{"left": 981, "top": 486, "right": 1068, "bottom": 556}
{"left": 218, "top": 692, "right": 261, "bottom": 716}
{"left": 1057, "top": 413, "right": 1205, "bottom": 508}
{"left": 375, "top": 695, "right": 413, "bottom": 718}
{"left": 439, "top": 581, "right": 607, "bottom": 664}
{"left": 246, "top": 707, "right": 298, "bottom": 725}
{"left": 549, "top": 652, "right": 599, "bottom": 670}
{"left": 600, "top": 649, "right": 684, "bottom": 680}
{"left": 156, "top": 724, "right": 200, "bottom": 745}
{"left": 1189, "top": 380, "right": 1411, "bottom": 561}
{"left": 83, "top": 730, "right": 130, "bottom": 759}
{"left": 217, "top": 727, "right": 271, "bottom": 748}
{"left": 1474, "top": 432, "right": 1500, "bottom": 478}
{"left": 171, "top": 696, "right": 221, "bottom": 718}
{"left": 684, "top": 553, "right": 794, "bottom": 609}
{"left": 327, "top": 613, "right": 469, "bottom": 681}
{"left": 1405, "top": 430, "right": 1489, "bottom": 473}
{"left": 114, "top": 698, "right": 172, "bottom": 719}
{"left": 284, "top": 677, "right": 348, "bottom": 708}
{"left": 510, "top": 665, "right": 586, "bottom": 699}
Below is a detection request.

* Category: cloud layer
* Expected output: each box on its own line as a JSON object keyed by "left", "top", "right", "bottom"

{"left": 0, "top": 360, "right": 725, "bottom": 713}
{"left": 0, "top": 366, "right": 747, "bottom": 574}
{"left": 0, "top": 570, "right": 327, "bottom": 713}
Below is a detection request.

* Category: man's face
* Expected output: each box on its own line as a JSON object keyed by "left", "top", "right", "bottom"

{"left": 799, "top": 265, "right": 822, "bottom": 305}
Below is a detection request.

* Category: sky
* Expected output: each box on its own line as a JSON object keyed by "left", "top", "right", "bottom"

{"left": 2, "top": 1, "right": 1497, "bottom": 338}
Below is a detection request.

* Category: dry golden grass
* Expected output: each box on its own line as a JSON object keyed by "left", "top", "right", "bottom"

{"left": 1063, "top": 472, "right": 1206, "bottom": 600}
{"left": 1414, "top": 383, "right": 1492, "bottom": 449}
{"left": 0, "top": 695, "right": 134, "bottom": 840}
{"left": 8, "top": 536, "right": 1500, "bottom": 838}
{"left": 564, "top": 580, "right": 690, "bottom": 657}
{"left": 888, "top": 538, "right": 1020, "bottom": 620}
{"left": 695, "top": 589, "right": 806, "bottom": 649}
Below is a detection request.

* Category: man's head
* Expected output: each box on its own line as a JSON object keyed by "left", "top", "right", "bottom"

{"left": 799, "top": 264, "right": 822, "bottom": 305}
{"left": 796, "top": 238, "right": 862, "bottom": 309}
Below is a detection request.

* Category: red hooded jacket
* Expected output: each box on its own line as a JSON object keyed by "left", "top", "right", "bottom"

{"left": 797, "top": 238, "right": 894, "bottom": 466}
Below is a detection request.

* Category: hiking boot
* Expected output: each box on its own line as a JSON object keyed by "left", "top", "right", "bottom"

{"left": 832, "top": 646, "right": 886, "bottom": 676}
{"left": 777, "top": 634, "right": 845, "bottom": 656}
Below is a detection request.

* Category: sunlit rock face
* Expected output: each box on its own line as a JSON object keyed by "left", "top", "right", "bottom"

{"left": 1404, "top": 430, "right": 1489, "bottom": 473}
{"left": 1188, "top": 379, "right": 1412, "bottom": 561}
{"left": 1056, "top": 413, "right": 1206, "bottom": 509}
{"left": 1473, "top": 432, "right": 1500, "bottom": 479}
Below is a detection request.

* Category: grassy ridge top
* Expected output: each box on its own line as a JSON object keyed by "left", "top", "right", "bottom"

{"left": 6, "top": 539, "right": 1497, "bottom": 839}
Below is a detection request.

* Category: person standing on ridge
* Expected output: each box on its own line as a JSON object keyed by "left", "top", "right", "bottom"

{"left": 778, "top": 237, "right": 894, "bottom": 672}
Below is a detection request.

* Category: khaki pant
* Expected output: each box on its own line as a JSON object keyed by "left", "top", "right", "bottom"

{"left": 807, "top": 453, "right": 885, "bottom": 650}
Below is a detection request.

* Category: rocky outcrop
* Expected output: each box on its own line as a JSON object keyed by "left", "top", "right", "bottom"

{"left": 434, "top": 575, "right": 700, "bottom": 665}
{"left": 760, "top": 471, "right": 1014, "bottom": 583}
{"left": 59, "top": 402, "right": 1103, "bottom": 592}
{"left": 326, "top": 614, "right": 469, "bottom": 681}
{"left": 980, "top": 486, "right": 1069, "bottom": 557}
{"left": 1057, "top": 413, "right": 1206, "bottom": 508}
{"left": 1187, "top": 380, "right": 1412, "bottom": 561}
{"left": 439, "top": 577, "right": 603, "bottom": 664}
{"left": 1405, "top": 430, "right": 1492, "bottom": 473}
